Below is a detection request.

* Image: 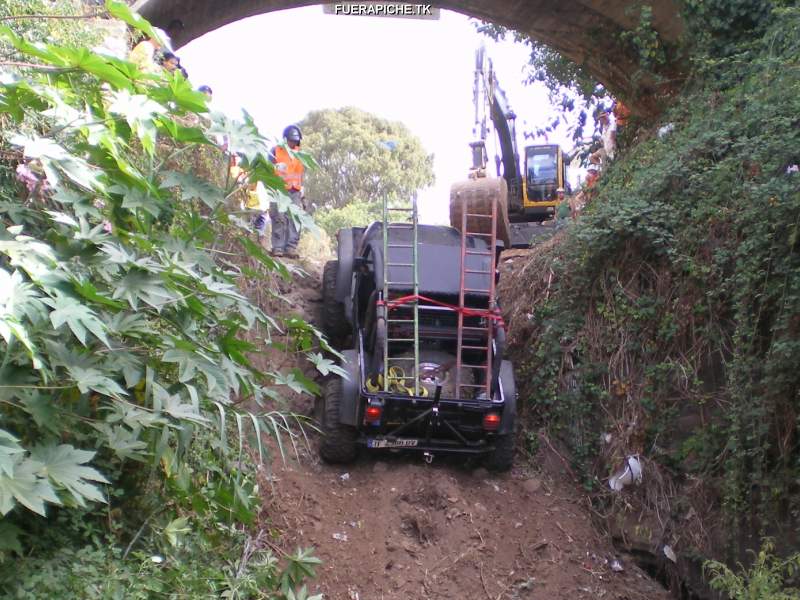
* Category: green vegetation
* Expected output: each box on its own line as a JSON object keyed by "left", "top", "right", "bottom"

{"left": 705, "top": 540, "right": 800, "bottom": 600}
{"left": 0, "top": 2, "right": 326, "bottom": 596}
{"left": 504, "top": 0, "right": 800, "bottom": 593}
{"left": 299, "top": 106, "right": 434, "bottom": 239}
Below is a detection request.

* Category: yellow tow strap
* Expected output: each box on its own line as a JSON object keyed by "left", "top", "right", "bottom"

{"left": 366, "top": 367, "right": 429, "bottom": 397}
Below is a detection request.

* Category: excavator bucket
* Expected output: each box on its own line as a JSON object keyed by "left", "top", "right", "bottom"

{"left": 449, "top": 177, "right": 511, "bottom": 249}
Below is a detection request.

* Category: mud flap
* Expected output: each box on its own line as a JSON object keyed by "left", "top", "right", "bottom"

{"left": 338, "top": 349, "right": 361, "bottom": 426}
{"left": 498, "top": 360, "right": 517, "bottom": 435}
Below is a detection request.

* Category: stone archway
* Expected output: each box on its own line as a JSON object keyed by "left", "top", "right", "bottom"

{"left": 135, "top": 0, "right": 685, "bottom": 115}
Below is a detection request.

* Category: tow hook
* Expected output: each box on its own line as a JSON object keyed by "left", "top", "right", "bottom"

{"left": 423, "top": 451, "right": 435, "bottom": 464}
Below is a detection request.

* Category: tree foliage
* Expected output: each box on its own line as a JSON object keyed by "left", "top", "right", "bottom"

{"left": 503, "top": 3, "right": 800, "bottom": 591}
{"left": 299, "top": 107, "right": 434, "bottom": 211}
{"left": 0, "top": 4, "right": 327, "bottom": 593}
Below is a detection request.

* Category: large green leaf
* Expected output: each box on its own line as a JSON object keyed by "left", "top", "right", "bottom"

{"left": 114, "top": 185, "right": 163, "bottom": 218}
{"left": 52, "top": 188, "right": 102, "bottom": 220}
{"left": 9, "top": 134, "right": 103, "bottom": 191}
{"left": 148, "top": 75, "right": 209, "bottom": 114}
{"left": 157, "top": 117, "right": 210, "bottom": 144}
{"left": 0, "top": 456, "right": 60, "bottom": 517}
{"left": 206, "top": 111, "right": 271, "bottom": 160}
{"left": 161, "top": 348, "right": 228, "bottom": 393}
{"left": 152, "top": 383, "right": 208, "bottom": 425}
{"left": 0, "top": 25, "right": 63, "bottom": 66}
{"left": 66, "top": 366, "right": 128, "bottom": 398}
{"left": 108, "top": 89, "right": 166, "bottom": 154}
{"left": 95, "top": 424, "right": 148, "bottom": 461}
{"left": 43, "top": 294, "right": 110, "bottom": 347}
{"left": 162, "top": 171, "right": 225, "bottom": 209}
{"left": 0, "top": 268, "right": 47, "bottom": 324}
{"left": 112, "top": 269, "right": 175, "bottom": 309}
{"left": 48, "top": 46, "right": 131, "bottom": 90}
{"left": 163, "top": 516, "right": 191, "bottom": 547}
{"left": 0, "top": 430, "right": 24, "bottom": 479}
{"left": 30, "top": 444, "right": 109, "bottom": 507}
{"left": 104, "top": 350, "right": 144, "bottom": 388}
{"left": 104, "top": 0, "right": 162, "bottom": 46}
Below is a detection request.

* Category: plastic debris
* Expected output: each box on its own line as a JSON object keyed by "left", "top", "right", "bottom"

{"left": 339, "top": 472, "right": 350, "bottom": 481}
{"left": 663, "top": 544, "right": 677, "bottom": 563}
{"left": 609, "top": 455, "right": 643, "bottom": 491}
{"left": 658, "top": 123, "right": 675, "bottom": 138}
{"left": 332, "top": 532, "right": 348, "bottom": 542}
{"left": 610, "top": 559, "right": 624, "bottom": 572}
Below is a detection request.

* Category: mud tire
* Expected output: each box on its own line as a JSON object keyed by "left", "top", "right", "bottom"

{"left": 485, "top": 434, "right": 514, "bottom": 472}
{"left": 319, "top": 378, "right": 358, "bottom": 464}
{"left": 322, "top": 260, "right": 349, "bottom": 349}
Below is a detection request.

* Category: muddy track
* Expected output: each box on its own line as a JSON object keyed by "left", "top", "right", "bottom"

{"left": 264, "top": 256, "right": 670, "bottom": 600}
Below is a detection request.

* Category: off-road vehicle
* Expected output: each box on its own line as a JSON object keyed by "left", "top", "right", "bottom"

{"left": 319, "top": 197, "right": 516, "bottom": 470}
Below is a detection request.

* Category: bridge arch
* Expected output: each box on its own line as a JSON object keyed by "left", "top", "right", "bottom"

{"left": 134, "top": 0, "right": 684, "bottom": 115}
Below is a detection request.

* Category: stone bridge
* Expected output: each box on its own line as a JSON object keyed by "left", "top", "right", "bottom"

{"left": 135, "top": 0, "right": 685, "bottom": 115}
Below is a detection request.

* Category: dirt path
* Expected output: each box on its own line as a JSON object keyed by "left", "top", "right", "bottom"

{"left": 262, "top": 254, "right": 670, "bottom": 600}
{"left": 270, "top": 450, "right": 670, "bottom": 600}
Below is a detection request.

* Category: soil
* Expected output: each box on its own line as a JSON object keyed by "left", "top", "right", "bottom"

{"left": 260, "top": 251, "right": 672, "bottom": 600}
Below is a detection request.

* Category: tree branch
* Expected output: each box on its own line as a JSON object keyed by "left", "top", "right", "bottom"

{"left": 0, "top": 60, "right": 70, "bottom": 72}
{"left": 0, "top": 13, "right": 103, "bottom": 22}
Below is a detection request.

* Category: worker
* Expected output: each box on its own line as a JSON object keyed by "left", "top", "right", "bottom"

{"left": 613, "top": 100, "right": 631, "bottom": 131}
{"left": 555, "top": 187, "right": 570, "bottom": 221}
{"left": 591, "top": 109, "right": 616, "bottom": 165}
{"left": 160, "top": 52, "right": 180, "bottom": 74}
{"left": 128, "top": 35, "right": 162, "bottom": 75}
{"left": 268, "top": 125, "right": 305, "bottom": 258}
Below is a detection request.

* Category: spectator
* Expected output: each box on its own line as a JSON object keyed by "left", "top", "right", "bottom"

{"left": 268, "top": 125, "right": 305, "bottom": 259}
{"left": 613, "top": 100, "right": 631, "bottom": 132}
{"left": 590, "top": 109, "right": 616, "bottom": 166}
{"left": 198, "top": 85, "right": 213, "bottom": 98}
{"left": 160, "top": 51, "right": 180, "bottom": 74}
{"left": 128, "top": 36, "right": 161, "bottom": 74}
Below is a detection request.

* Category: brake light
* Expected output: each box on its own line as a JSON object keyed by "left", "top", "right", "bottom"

{"left": 365, "top": 405, "right": 382, "bottom": 423}
{"left": 483, "top": 412, "right": 501, "bottom": 431}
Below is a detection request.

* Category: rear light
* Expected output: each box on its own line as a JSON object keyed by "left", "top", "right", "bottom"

{"left": 365, "top": 405, "right": 382, "bottom": 423}
{"left": 483, "top": 412, "right": 501, "bottom": 431}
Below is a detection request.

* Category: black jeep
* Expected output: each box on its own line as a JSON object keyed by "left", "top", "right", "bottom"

{"left": 319, "top": 222, "right": 516, "bottom": 470}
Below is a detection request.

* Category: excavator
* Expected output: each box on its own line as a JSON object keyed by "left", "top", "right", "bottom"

{"left": 449, "top": 46, "right": 570, "bottom": 248}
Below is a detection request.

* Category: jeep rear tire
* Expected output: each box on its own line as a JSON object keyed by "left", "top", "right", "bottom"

{"left": 319, "top": 378, "right": 358, "bottom": 464}
{"left": 485, "top": 433, "right": 514, "bottom": 472}
{"left": 322, "top": 260, "right": 349, "bottom": 349}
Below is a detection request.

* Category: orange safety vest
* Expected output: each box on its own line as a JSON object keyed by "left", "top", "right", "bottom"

{"left": 273, "top": 146, "right": 304, "bottom": 191}
{"left": 613, "top": 101, "right": 631, "bottom": 127}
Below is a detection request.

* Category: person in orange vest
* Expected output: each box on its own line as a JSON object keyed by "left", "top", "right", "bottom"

{"left": 613, "top": 101, "right": 631, "bottom": 133}
{"left": 268, "top": 125, "right": 305, "bottom": 258}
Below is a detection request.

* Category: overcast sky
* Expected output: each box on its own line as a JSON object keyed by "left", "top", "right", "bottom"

{"left": 178, "top": 7, "right": 574, "bottom": 223}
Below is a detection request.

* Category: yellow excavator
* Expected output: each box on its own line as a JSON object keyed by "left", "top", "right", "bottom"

{"left": 450, "top": 46, "right": 570, "bottom": 248}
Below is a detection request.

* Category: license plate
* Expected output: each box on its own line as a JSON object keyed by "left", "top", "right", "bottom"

{"left": 367, "top": 438, "right": 418, "bottom": 449}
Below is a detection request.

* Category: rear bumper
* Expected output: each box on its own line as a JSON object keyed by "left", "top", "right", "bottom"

{"left": 356, "top": 392, "right": 507, "bottom": 455}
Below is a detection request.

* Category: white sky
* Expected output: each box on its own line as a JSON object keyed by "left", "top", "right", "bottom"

{"left": 178, "top": 7, "right": 574, "bottom": 224}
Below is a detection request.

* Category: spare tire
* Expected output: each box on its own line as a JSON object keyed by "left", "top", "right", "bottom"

{"left": 322, "top": 260, "right": 349, "bottom": 349}
{"left": 393, "top": 350, "right": 474, "bottom": 398}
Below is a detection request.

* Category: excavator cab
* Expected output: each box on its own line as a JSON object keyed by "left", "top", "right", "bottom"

{"left": 519, "top": 144, "right": 568, "bottom": 220}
